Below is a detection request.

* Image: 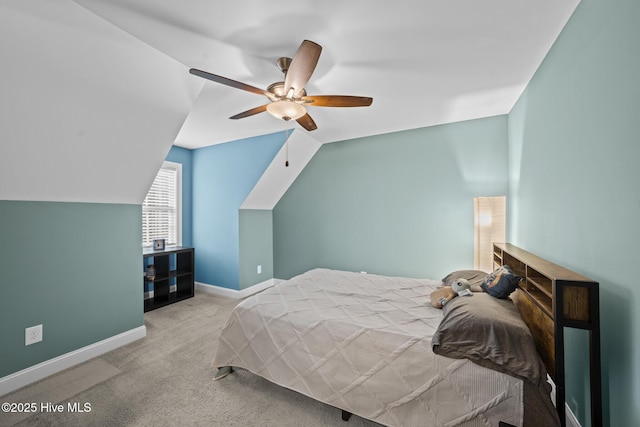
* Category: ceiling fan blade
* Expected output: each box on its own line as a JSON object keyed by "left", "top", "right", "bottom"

{"left": 301, "top": 95, "right": 373, "bottom": 107}
{"left": 229, "top": 105, "right": 268, "bottom": 120}
{"left": 296, "top": 113, "right": 318, "bottom": 131}
{"left": 189, "top": 68, "right": 270, "bottom": 97}
{"left": 284, "top": 40, "right": 322, "bottom": 97}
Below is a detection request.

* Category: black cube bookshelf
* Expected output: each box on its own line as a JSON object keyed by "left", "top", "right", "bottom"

{"left": 143, "top": 246, "right": 194, "bottom": 312}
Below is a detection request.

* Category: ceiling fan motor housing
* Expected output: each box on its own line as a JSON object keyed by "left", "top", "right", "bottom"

{"left": 267, "top": 82, "right": 306, "bottom": 99}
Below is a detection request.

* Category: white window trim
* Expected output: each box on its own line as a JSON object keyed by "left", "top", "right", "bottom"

{"left": 174, "top": 161, "right": 183, "bottom": 247}
{"left": 142, "top": 160, "right": 182, "bottom": 248}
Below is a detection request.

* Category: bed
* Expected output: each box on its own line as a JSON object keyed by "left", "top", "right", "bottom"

{"left": 212, "top": 265, "right": 562, "bottom": 427}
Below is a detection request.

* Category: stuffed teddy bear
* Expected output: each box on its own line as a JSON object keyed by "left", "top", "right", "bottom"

{"left": 450, "top": 278, "right": 472, "bottom": 296}
{"left": 430, "top": 286, "right": 457, "bottom": 308}
{"left": 430, "top": 278, "right": 472, "bottom": 308}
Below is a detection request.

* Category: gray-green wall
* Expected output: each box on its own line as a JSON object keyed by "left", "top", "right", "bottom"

{"left": 274, "top": 115, "right": 508, "bottom": 280}
{"left": 0, "top": 201, "right": 143, "bottom": 377}
{"left": 508, "top": 1, "right": 639, "bottom": 425}
{"left": 239, "top": 209, "right": 274, "bottom": 290}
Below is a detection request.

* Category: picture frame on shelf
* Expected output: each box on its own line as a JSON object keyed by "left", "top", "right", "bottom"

{"left": 153, "top": 239, "right": 165, "bottom": 251}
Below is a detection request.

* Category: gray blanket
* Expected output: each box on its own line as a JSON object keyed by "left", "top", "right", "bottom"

{"left": 214, "top": 269, "right": 530, "bottom": 426}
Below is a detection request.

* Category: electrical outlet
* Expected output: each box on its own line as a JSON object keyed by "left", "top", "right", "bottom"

{"left": 257, "top": 265, "right": 262, "bottom": 274}
{"left": 25, "top": 324, "right": 43, "bottom": 346}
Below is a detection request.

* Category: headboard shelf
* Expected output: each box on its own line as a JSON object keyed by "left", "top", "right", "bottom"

{"left": 493, "top": 243, "right": 602, "bottom": 427}
{"left": 492, "top": 247, "right": 503, "bottom": 267}
{"left": 524, "top": 285, "right": 553, "bottom": 317}
{"left": 526, "top": 275, "right": 553, "bottom": 299}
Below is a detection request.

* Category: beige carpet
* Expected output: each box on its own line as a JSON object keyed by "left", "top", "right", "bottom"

{"left": 2, "top": 292, "right": 383, "bottom": 427}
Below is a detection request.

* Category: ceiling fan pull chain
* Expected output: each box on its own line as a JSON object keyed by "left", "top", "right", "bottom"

{"left": 284, "top": 122, "right": 291, "bottom": 167}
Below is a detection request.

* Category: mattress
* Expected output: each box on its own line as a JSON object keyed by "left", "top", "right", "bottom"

{"left": 213, "top": 268, "right": 524, "bottom": 426}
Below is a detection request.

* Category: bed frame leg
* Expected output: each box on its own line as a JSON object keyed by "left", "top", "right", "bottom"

{"left": 341, "top": 410, "right": 352, "bottom": 421}
{"left": 213, "top": 366, "right": 234, "bottom": 381}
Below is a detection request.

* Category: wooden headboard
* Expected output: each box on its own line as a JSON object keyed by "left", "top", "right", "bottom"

{"left": 492, "top": 243, "right": 602, "bottom": 427}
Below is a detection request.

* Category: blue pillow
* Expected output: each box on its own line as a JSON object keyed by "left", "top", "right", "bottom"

{"left": 481, "top": 265, "right": 520, "bottom": 299}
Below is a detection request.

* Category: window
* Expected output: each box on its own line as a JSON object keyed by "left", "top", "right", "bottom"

{"left": 142, "top": 161, "right": 182, "bottom": 248}
{"left": 473, "top": 196, "right": 506, "bottom": 272}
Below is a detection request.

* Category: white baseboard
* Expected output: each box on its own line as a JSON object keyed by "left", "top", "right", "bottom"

{"left": 196, "top": 278, "right": 280, "bottom": 299}
{"left": 548, "top": 374, "right": 581, "bottom": 427}
{"left": 0, "top": 325, "right": 146, "bottom": 397}
{"left": 566, "top": 404, "right": 581, "bottom": 427}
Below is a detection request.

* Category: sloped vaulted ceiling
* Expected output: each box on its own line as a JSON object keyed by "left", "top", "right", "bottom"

{"left": 70, "top": 0, "right": 580, "bottom": 149}
{"left": 1, "top": 0, "right": 580, "bottom": 204}
{"left": 0, "top": 0, "right": 201, "bottom": 204}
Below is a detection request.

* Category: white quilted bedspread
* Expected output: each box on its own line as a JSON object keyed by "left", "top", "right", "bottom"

{"left": 213, "top": 269, "right": 523, "bottom": 427}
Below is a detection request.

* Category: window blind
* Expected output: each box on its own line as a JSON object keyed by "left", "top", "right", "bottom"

{"left": 142, "top": 165, "right": 178, "bottom": 247}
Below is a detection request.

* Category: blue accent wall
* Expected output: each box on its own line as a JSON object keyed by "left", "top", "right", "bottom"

{"left": 0, "top": 201, "right": 143, "bottom": 378}
{"left": 507, "top": 1, "right": 639, "bottom": 425}
{"left": 192, "top": 132, "right": 285, "bottom": 289}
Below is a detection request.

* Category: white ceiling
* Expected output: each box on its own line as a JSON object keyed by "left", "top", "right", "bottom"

{"left": 73, "top": 0, "right": 580, "bottom": 150}
{"left": 0, "top": 0, "right": 202, "bottom": 204}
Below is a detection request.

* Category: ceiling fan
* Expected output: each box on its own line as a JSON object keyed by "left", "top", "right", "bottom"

{"left": 189, "top": 40, "right": 373, "bottom": 131}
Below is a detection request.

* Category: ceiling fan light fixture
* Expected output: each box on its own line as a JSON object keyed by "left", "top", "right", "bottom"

{"left": 267, "top": 100, "right": 306, "bottom": 121}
